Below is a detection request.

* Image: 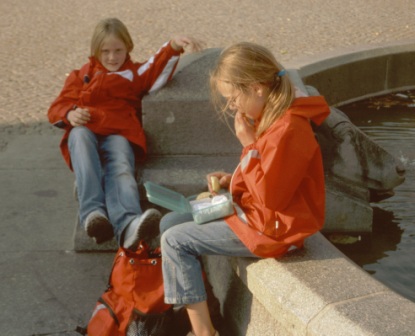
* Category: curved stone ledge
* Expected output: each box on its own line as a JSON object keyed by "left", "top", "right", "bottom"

{"left": 294, "top": 41, "right": 415, "bottom": 106}
{"left": 204, "top": 233, "right": 415, "bottom": 335}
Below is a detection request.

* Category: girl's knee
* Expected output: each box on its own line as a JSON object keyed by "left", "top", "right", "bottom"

{"left": 68, "top": 126, "right": 95, "bottom": 145}
{"left": 160, "top": 229, "right": 176, "bottom": 254}
{"left": 102, "top": 136, "right": 134, "bottom": 165}
{"left": 160, "top": 223, "right": 187, "bottom": 249}
{"left": 160, "top": 212, "right": 193, "bottom": 234}
{"left": 160, "top": 212, "right": 177, "bottom": 234}
{"left": 106, "top": 135, "right": 131, "bottom": 152}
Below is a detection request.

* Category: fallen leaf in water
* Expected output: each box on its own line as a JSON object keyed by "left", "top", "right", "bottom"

{"left": 328, "top": 234, "right": 361, "bottom": 244}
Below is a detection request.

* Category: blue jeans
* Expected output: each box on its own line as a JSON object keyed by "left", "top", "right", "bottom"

{"left": 160, "top": 212, "right": 258, "bottom": 305}
{"left": 68, "top": 126, "right": 142, "bottom": 242}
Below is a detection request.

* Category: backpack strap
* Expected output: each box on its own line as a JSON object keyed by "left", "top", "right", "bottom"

{"left": 98, "top": 296, "right": 121, "bottom": 326}
{"left": 105, "top": 249, "right": 125, "bottom": 290}
{"left": 75, "top": 326, "right": 88, "bottom": 335}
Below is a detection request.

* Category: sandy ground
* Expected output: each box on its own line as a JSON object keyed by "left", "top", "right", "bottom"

{"left": 1, "top": 0, "right": 414, "bottom": 138}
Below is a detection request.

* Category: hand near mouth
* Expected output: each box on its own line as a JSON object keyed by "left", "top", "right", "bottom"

{"left": 234, "top": 112, "right": 256, "bottom": 147}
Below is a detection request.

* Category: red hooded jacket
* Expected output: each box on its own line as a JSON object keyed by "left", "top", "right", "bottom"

{"left": 226, "top": 96, "right": 330, "bottom": 258}
{"left": 48, "top": 41, "right": 181, "bottom": 169}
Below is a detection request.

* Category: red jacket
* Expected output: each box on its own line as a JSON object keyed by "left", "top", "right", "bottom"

{"left": 48, "top": 41, "right": 181, "bottom": 169}
{"left": 226, "top": 96, "right": 330, "bottom": 258}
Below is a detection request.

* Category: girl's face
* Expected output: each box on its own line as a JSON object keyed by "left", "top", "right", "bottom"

{"left": 218, "top": 81, "right": 267, "bottom": 122}
{"left": 99, "top": 34, "right": 128, "bottom": 72}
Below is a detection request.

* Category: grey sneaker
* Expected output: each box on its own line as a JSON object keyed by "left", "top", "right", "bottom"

{"left": 85, "top": 211, "right": 114, "bottom": 244}
{"left": 123, "top": 209, "right": 162, "bottom": 250}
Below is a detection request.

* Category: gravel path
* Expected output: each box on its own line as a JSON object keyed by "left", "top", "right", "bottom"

{"left": 1, "top": 0, "right": 414, "bottom": 139}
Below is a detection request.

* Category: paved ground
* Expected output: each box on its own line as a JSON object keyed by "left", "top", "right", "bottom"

{"left": 0, "top": 1, "right": 414, "bottom": 335}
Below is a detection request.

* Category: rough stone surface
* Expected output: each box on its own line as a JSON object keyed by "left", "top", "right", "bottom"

{"left": 203, "top": 233, "right": 415, "bottom": 336}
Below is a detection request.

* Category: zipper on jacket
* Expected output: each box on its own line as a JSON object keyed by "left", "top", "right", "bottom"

{"left": 229, "top": 162, "right": 241, "bottom": 195}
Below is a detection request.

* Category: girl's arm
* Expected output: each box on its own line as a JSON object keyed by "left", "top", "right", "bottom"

{"left": 47, "top": 68, "right": 85, "bottom": 129}
{"left": 170, "top": 36, "right": 204, "bottom": 53}
{"left": 240, "top": 121, "right": 317, "bottom": 211}
{"left": 137, "top": 36, "right": 204, "bottom": 94}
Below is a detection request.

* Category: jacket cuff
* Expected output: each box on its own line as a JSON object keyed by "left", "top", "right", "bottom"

{"left": 54, "top": 105, "right": 76, "bottom": 128}
{"left": 240, "top": 142, "right": 257, "bottom": 160}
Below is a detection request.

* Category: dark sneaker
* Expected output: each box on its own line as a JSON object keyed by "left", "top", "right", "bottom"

{"left": 123, "top": 209, "right": 162, "bottom": 250}
{"left": 85, "top": 211, "right": 114, "bottom": 244}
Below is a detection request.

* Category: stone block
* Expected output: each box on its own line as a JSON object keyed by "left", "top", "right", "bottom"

{"left": 136, "top": 156, "right": 239, "bottom": 196}
{"left": 143, "top": 101, "right": 241, "bottom": 156}
{"left": 298, "top": 43, "right": 415, "bottom": 106}
{"left": 203, "top": 233, "right": 415, "bottom": 336}
{"left": 302, "top": 56, "right": 388, "bottom": 106}
{"left": 324, "top": 189, "right": 372, "bottom": 233}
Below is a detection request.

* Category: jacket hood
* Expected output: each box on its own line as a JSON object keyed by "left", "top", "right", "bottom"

{"left": 288, "top": 96, "right": 330, "bottom": 126}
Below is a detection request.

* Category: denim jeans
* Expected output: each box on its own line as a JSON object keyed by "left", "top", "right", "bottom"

{"left": 68, "top": 126, "right": 142, "bottom": 242}
{"left": 160, "top": 212, "right": 258, "bottom": 305}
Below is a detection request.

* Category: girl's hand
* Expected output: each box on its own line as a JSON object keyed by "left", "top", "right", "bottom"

{"left": 234, "top": 112, "right": 256, "bottom": 147}
{"left": 206, "top": 171, "right": 232, "bottom": 193}
{"left": 67, "top": 107, "right": 90, "bottom": 127}
{"left": 171, "top": 36, "right": 205, "bottom": 53}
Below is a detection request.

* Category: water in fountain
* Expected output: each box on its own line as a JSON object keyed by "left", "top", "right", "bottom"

{"left": 331, "top": 90, "right": 415, "bottom": 303}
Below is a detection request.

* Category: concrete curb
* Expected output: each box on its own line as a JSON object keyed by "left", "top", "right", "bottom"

{"left": 204, "top": 233, "right": 415, "bottom": 336}
{"left": 295, "top": 40, "right": 415, "bottom": 106}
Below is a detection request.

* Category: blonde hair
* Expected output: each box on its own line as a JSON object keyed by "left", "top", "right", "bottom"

{"left": 90, "top": 18, "right": 134, "bottom": 59}
{"left": 210, "top": 42, "right": 295, "bottom": 137}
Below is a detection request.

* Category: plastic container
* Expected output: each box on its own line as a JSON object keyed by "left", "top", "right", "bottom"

{"left": 144, "top": 181, "right": 234, "bottom": 224}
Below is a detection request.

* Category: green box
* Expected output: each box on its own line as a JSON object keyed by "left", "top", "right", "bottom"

{"left": 144, "top": 181, "right": 234, "bottom": 224}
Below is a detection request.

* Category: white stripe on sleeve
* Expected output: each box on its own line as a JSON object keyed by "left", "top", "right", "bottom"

{"left": 148, "top": 55, "right": 179, "bottom": 94}
{"left": 241, "top": 149, "right": 261, "bottom": 171}
{"left": 137, "top": 41, "right": 169, "bottom": 76}
{"left": 138, "top": 56, "right": 155, "bottom": 76}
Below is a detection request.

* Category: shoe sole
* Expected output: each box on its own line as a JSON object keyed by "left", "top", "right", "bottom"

{"left": 124, "top": 209, "right": 162, "bottom": 250}
{"left": 86, "top": 216, "right": 114, "bottom": 244}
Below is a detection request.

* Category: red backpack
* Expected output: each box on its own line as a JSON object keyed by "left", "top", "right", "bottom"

{"left": 86, "top": 242, "right": 174, "bottom": 336}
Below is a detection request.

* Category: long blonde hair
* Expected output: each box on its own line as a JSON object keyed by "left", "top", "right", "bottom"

{"left": 210, "top": 42, "right": 295, "bottom": 137}
{"left": 90, "top": 18, "right": 134, "bottom": 59}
